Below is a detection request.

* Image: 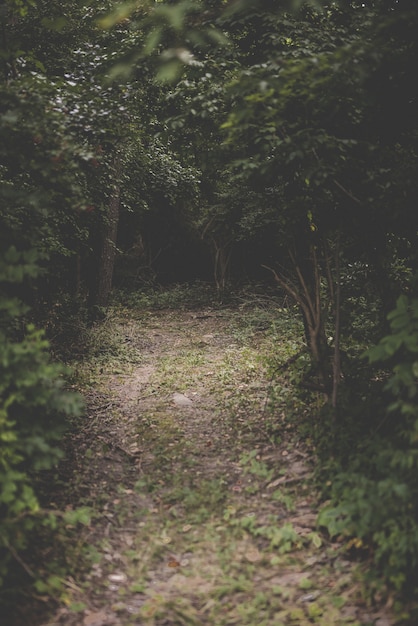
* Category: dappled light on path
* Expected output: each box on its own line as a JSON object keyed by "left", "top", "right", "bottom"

{"left": 42, "top": 308, "right": 393, "bottom": 626}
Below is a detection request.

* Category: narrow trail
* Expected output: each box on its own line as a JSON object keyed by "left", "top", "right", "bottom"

{"left": 43, "top": 307, "right": 392, "bottom": 626}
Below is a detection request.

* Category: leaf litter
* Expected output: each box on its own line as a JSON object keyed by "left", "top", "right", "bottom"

{"left": 39, "top": 307, "right": 395, "bottom": 626}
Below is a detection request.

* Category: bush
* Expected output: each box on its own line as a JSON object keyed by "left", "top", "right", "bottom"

{"left": 0, "top": 247, "right": 83, "bottom": 586}
{"left": 318, "top": 295, "right": 418, "bottom": 598}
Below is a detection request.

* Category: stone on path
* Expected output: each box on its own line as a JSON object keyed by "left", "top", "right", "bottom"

{"left": 173, "top": 392, "right": 193, "bottom": 407}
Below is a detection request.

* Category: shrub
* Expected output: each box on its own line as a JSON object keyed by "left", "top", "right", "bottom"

{"left": 318, "top": 295, "right": 418, "bottom": 598}
{"left": 0, "top": 247, "right": 83, "bottom": 586}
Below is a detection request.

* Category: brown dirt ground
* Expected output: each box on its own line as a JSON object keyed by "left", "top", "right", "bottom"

{"left": 19, "top": 308, "right": 395, "bottom": 626}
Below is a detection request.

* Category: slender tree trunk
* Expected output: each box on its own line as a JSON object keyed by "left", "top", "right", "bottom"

{"left": 89, "top": 151, "right": 122, "bottom": 310}
{"left": 262, "top": 242, "right": 332, "bottom": 396}
{"left": 331, "top": 234, "right": 341, "bottom": 412}
{"left": 2, "top": 12, "right": 18, "bottom": 84}
{"left": 213, "top": 238, "right": 232, "bottom": 293}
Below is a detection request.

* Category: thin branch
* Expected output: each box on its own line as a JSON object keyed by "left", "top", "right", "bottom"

{"left": 332, "top": 179, "right": 361, "bottom": 204}
{"left": 261, "top": 264, "right": 301, "bottom": 305}
{"left": 311, "top": 245, "right": 322, "bottom": 332}
{"left": 288, "top": 249, "right": 316, "bottom": 322}
{"left": 201, "top": 216, "right": 216, "bottom": 239}
{"left": 267, "top": 473, "right": 312, "bottom": 488}
{"left": 324, "top": 241, "right": 335, "bottom": 306}
{"left": 332, "top": 233, "right": 342, "bottom": 411}
{"left": 311, "top": 147, "right": 361, "bottom": 204}
{"left": 5, "top": 543, "right": 35, "bottom": 578}
{"left": 261, "top": 263, "right": 316, "bottom": 354}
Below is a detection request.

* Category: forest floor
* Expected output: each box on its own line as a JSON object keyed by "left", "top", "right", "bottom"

{"left": 25, "top": 300, "right": 394, "bottom": 625}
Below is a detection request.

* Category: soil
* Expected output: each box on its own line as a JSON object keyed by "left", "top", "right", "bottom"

{"left": 12, "top": 306, "right": 395, "bottom": 625}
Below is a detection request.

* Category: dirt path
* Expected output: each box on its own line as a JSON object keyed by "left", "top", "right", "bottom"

{"left": 42, "top": 307, "right": 392, "bottom": 626}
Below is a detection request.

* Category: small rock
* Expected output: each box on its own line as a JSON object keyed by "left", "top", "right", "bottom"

{"left": 108, "top": 573, "right": 127, "bottom": 583}
{"left": 299, "top": 591, "right": 321, "bottom": 602}
{"left": 173, "top": 393, "right": 193, "bottom": 407}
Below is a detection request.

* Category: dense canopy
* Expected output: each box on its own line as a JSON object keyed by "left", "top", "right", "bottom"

{"left": 1, "top": 0, "right": 418, "bottom": 620}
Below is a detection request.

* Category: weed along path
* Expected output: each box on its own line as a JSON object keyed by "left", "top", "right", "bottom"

{"left": 44, "top": 305, "right": 392, "bottom": 626}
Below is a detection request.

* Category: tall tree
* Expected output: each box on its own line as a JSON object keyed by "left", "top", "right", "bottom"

{"left": 218, "top": 0, "right": 418, "bottom": 397}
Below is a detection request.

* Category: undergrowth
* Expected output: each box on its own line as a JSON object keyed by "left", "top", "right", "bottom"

{"left": 304, "top": 296, "right": 418, "bottom": 620}
{"left": 3, "top": 282, "right": 412, "bottom": 624}
{"left": 113, "top": 281, "right": 284, "bottom": 312}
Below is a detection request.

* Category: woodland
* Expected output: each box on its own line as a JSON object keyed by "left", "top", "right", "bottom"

{"left": 1, "top": 0, "right": 418, "bottom": 623}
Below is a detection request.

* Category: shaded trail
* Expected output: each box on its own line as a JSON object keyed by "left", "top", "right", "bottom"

{"left": 43, "top": 307, "right": 392, "bottom": 626}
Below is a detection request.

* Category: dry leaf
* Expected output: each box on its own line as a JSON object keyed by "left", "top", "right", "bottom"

{"left": 267, "top": 476, "right": 286, "bottom": 489}
{"left": 83, "top": 610, "right": 108, "bottom": 626}
{"left": 182, "top": 524, "right": 192, "bottom": 532}
{"left": 245, "top": 548, "right": 262, "bottom": 563}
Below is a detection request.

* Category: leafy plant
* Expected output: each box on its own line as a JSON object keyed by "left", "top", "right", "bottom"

{"left": 0, "top": 247, "right": 83, "bottom": 586}
{"left": 318, "top": 295, "right": 418, "bottom": 597}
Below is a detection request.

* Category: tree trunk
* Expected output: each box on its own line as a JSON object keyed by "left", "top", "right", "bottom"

{"left": 90, "top": 152, "right": 122, "bottom": 310}
{"left": 262, "top": 241, "right": 332, "bottom": 396}
{"left": 331, "top": 235, "right": 341, "bottom": 412}
{"left": 213, "top": 238, "right": 232, "bottom": 293}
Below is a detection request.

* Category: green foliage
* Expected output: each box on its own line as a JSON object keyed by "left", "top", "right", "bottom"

{"left": 318, "top": 295, "right": 418, "bottom": 597}
{"left": 115, "top": 281, "right": 220, "bottom": 310}
{"left": 1, "top": 0, "right": 417, "bottom": 611}
{"left": 368, "top": 296, "right": 418, "bottom": 415}
{"left": 0, "top": 2, "right": 94, "bottom": 591}
{"left": 0, "top": 247, "right": 83, "bottom": 586}
{"left": 216, "top": 0, "right": 418, "bottom": 376}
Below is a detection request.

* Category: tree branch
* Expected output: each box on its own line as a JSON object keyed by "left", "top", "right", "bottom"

{"left": 332, "top": 179, "right": 361, "bottom": 204}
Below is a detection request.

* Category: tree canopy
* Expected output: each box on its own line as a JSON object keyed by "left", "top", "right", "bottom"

{"left": 1, "top": 0, "right": 418, "bottom": 613}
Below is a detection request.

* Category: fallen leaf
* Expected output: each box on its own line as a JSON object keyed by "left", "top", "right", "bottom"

{"left": 290, "top": 513, "right": 317, "bottom": 529}
{"left": 374, "top": 617, "right": 392, "bottom": 626}
{"left": 267, "top": 477, "right": 286, "bottom": 489}
{"left": 83, "top": 610, "right": 108, "bottom": 625}
{"left": 245, "top": 548, "right": 262, "bottom": 563}
{"left": 182, "top": 524, "right": 192, "bottom": 533}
